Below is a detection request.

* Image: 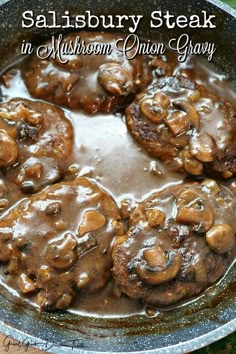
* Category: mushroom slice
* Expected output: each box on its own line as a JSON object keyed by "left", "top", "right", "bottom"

{"left": 17, "top": 273, "right": 38, "bottom": 294}
{"left": 136, "top": 246, "right": 182, "bottom": 285}
{"left": 189, "top": 132, "right": 216, "bottom": 162}
{"left": 173, "top": 100, "right": 200, "bottom": 130}
{"left": 78, "top": 210, "right": 106, "bottom": 236}
{"left": 182, "top": 149, "right": 203, "bottom": 175}
{"left": 46, "top": 233, "right": 78, "bottom": 270}
{"left": 201, "top": 179, "right": 221, "bottom": 195}
{"left": 165, "top": 111, "right": 189, "bottom": 136}
{"left": 206, "top": 224, "right": 236, "bottom": 254}
{"left": 0, "top": 130, "right": 19, "bottom": 167}
{"left": 188, "top": 90, "right": 201, "bottom": 103}
{"left": 176, "top": 189, "right": 214, "bottom": 232}
{"left": 98, "top": 63, "right": 133, "bottom": 96}
{"left": 140, "top": 92, "right": 170, "bottom": 123}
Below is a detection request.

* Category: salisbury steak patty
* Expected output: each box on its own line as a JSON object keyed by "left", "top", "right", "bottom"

{"left": 126, "top": 75, "right": 236, "bottom": 179}
{"left": 23, "top": 32, "right": 154, "bottom": 114}
{"left": 0, "top": 98, "right": 73, "bottom": 193}
{"left": 112, "top": 180, "right": 236, "bottom": 306}
{"left": 0, "top": 177, "right": 124, "bottom": 310}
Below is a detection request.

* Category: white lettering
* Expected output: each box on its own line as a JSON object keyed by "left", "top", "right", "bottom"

{"left": 22, "top": 10, "right": 34, "bottom": 28}
{"left": 150, "top": 11, "right": 163, "bottom": 28}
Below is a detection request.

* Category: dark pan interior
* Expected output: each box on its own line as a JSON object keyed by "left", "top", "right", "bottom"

{"left": 0, "top": 0, "right": 236, "bottom": 353}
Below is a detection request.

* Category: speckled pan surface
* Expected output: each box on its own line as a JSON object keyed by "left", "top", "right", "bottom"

{"left": 0, "top": 0, "right": 236, "bottom": 353}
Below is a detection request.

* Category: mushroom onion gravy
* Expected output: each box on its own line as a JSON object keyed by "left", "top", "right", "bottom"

{"left": 0, "top": 32, "right": 235, "bottom": 318}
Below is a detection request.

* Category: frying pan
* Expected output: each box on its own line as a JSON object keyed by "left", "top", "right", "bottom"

{"left": 0, "top": 0, "right": 236, "bottom": 352}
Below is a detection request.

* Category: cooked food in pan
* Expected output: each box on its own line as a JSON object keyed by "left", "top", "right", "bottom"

{"left": 112, "top": 180, "right": 236, "bottom": 306}
{"left": 0, "top": 98, "right": 73, "bottom": 193}
{"left": 0, "top": 31, "right": 235, "bottom": 314}
{"left": 0, "top": 177, "right": 122, "bottom": 310}
{"left": 24, "top": 32, "right": 154, "bottom": 114}
{"left": 126, "top": 75, "right": 236, "bottom": 179}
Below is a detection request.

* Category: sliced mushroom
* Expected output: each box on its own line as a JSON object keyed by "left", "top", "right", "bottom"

{"left": 15, "top": 102, "right": 42, "bottom": 126}
{"left": 16, "top": 158, "right": 44, "bottom": 185}
{"left": 143, "top": 246, "right": 167, "bottom": 268}
{"left": 189, "top": 132, "right": 216, "bottom": 162}
{"left": 146, "top": 208, "right": 165, "bottom": 228}
{"left": 182, "top": 149, "right": 203, "bottom": 175}
{"left": 173, "top": 100, "right": 200, "bottom": 130}
{"left": 98, "top": 63, "right": 133, "bottom": 96}
{"left": 78, "top": 210, "right": 106, "bottom": 236}
{"left": 223, "top": 170, "right": 233, "bottom": 179}
{"left": 165, "top": 111, "right": 189, "bottom": 136}
{"left": 201, "top": 179, "right": 221, "bottom": 195}
{"left": 140, "top": 93, "right": 170, "bottom": 123}
{"left": 38, "top": 265, "right": 52, "bottom": 283}
{"left": 188, "top": 90, "right": 201, "bottom": 103}
{"left": 55, "top": 220, "right": 68, "bottom": 231}
{"left": 206, "top": 224, "right": 235, "bottom": 254}
{"left": 136, "top": 246, "right": 182, "bottom": 285}
{"left": 17, "top": 273, "right": 38, "bottom": 294}
{"left": 176, "top": 189, "right": 214, "bottom": 232}
{"left": 153, "top": 92, "right": 170, "bottom": 109}
{"left": 0, "top": 130, "right": 19, "bottom": 167}
{"left": 46, "top": 233, "right": 77, "bottom": 270}
{"left": 77, "top": 272, "right": 90, "bottom": 289}
{"left": 24, "top": 111, "right": 42, "bottom": 126}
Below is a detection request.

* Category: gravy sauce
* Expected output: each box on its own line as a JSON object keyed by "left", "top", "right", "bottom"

{"left": 0, "top": 49, "right": 235, "bottom": 317}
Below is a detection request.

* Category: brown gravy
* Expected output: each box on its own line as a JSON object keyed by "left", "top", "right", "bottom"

{"left": 0, "top": 47, "right": 235, "bottom": 317}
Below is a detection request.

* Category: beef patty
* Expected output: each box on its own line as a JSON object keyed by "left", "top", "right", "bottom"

{"left": 112, "top": 180, "right": 236, "bottom": 306}
{"left": 23, "top": 32, "right": 154, "bottom": 114}
{"left": 0, "top": 177, "right": 124, "bottom": 310}
{"left": 0, "top": 98, "right": 73, "bottom": 193}
{"left": 126, "top": 75, "right": 236, "bottom": 179}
